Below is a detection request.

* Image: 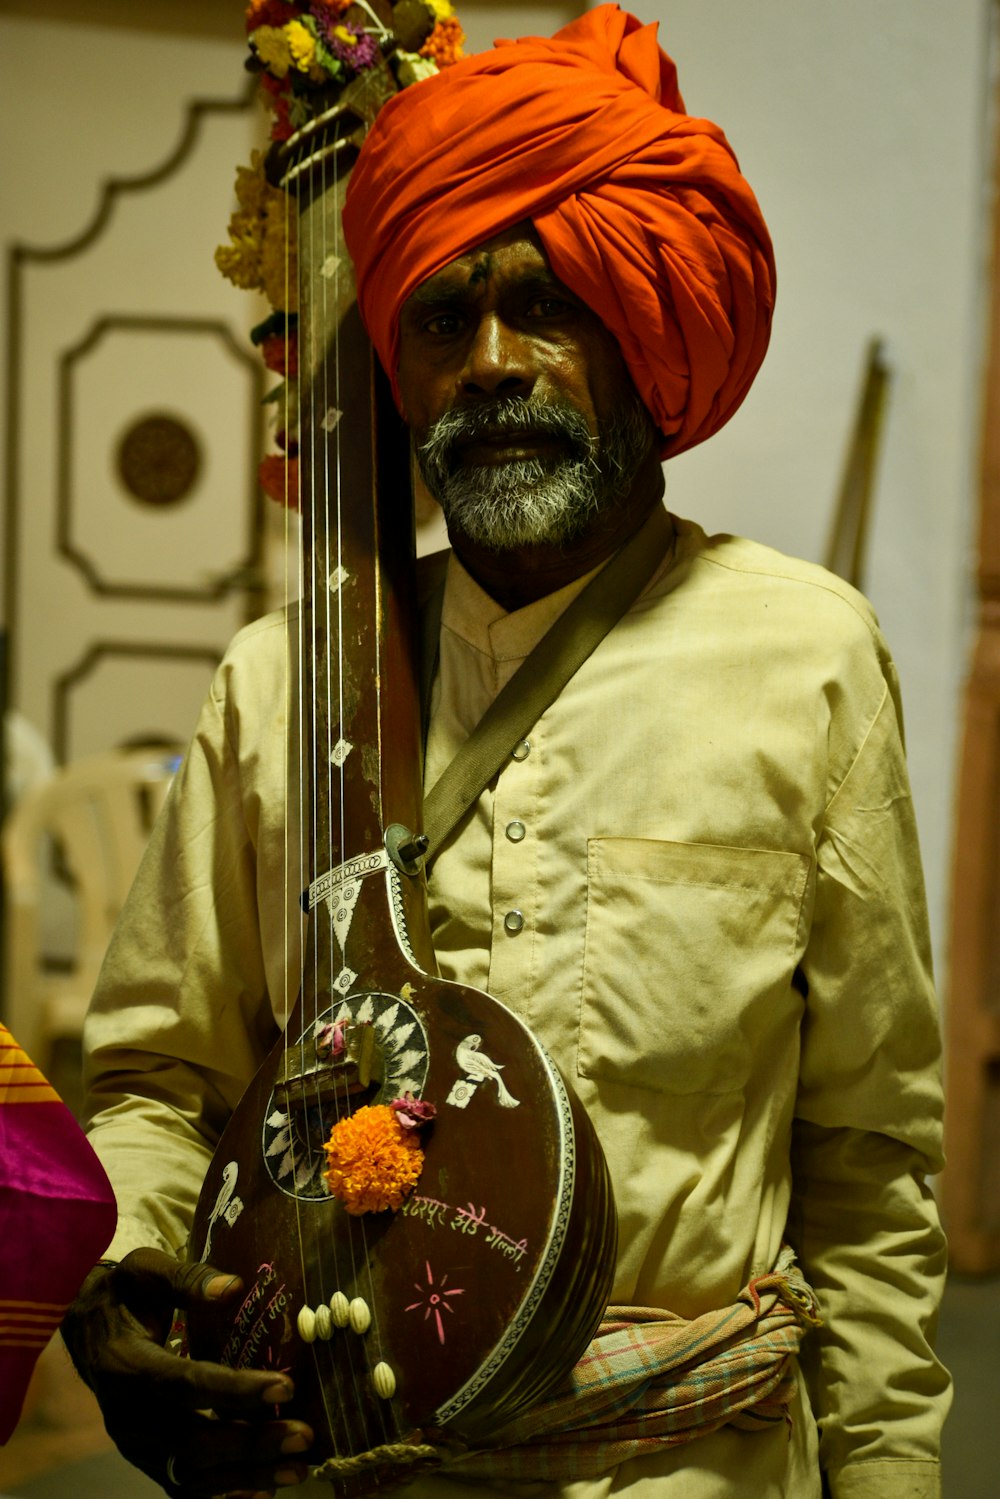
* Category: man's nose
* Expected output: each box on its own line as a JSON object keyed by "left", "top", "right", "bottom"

{"left": 459, "top": 314, "right": 535, "bottom": 399}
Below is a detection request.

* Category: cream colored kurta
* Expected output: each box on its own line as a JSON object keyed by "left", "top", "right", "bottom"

{"left": 83, "top": 507, "right": 949, "bottom": 1498}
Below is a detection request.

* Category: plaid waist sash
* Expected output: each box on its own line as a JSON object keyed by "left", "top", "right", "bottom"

{"left": 448, "top": 1245, "right": 822, "bottom": 1482}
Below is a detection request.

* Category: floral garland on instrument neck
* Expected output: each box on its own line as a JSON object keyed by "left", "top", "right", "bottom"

{"left": 216, "top": 0, "right": 465, "bottom": 507}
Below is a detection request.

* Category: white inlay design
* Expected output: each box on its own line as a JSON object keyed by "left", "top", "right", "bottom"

{"left": 306, "top": 849, "right": 390, "bottom": 912}
{"left": 321, "top": 407, "right": 343, "bottom": 432}
{"left": 328, "top": 564, "right": 350, "bottom": 594}
{"left": 331, "top": 738, "right": 352, "bottom": 767}
{"left": 201, "top": 1160, "right": 244, "bottom": 1258}
{"left": 326, "top": 878, "right": 362, "bottom": 958}
{"left": 449, "top": 1034, "right": 520, "bottom": 1109}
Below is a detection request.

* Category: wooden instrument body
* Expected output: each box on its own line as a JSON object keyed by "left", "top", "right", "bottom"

{"left": 188, "top": 63, "right": 617, "bottom": 1482}
{"left": 189, "top": 946, "right": 615, "bottom": 1462}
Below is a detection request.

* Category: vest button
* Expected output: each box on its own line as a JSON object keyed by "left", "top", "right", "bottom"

{"left": 506, "top": 820, "right": 526, "bottom": 843}
{"left": 511, "top": 739, "right": 531, "bottom": 762}
{"left": 504, "top": 910, "right": 524, "bottom": 934}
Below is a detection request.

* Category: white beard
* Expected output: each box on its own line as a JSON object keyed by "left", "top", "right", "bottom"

{"left": 416, "top": 395, "right": 654, "bottom": 552}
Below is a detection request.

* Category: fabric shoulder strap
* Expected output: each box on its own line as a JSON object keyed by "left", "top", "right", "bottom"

{"left": 422, "top": 506, "right": 674, "bottom": 862}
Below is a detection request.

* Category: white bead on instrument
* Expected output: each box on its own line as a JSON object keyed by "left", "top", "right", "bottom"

{"left": 315, "top": 1303, "right": 333, "bottom": 1341}
{"left": 297, "top": 1305, "right": 318, "bottom": 1344}
{"left": 349, "top": 1296, "right": 371, "bottom": 1334}
{"left": 330, "top": 1290, "right": 350, "bottom": 1327}
{"left": 372, "top": 1362, "right": 396, "bottom": 1399}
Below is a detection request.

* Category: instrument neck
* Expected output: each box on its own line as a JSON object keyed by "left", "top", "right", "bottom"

{"left": 297, "top": 177, "right": 423, "bottom": 881}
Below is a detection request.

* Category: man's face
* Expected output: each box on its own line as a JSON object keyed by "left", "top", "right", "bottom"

{"left": 397, "top": 228, "right": 654, "bottom": 552}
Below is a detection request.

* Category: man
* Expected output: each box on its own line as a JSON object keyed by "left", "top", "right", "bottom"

{"left": 63, "top": 8, "right": 949, "bottom": 1498}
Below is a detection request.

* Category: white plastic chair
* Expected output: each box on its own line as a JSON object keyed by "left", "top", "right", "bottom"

{"left": 1, "top": 746, "right": 179, "bottom": 1070}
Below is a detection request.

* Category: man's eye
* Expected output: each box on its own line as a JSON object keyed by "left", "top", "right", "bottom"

{"left": 528, "top": 296, "right": 572, "bottom": 318}
{"left": 423, "top": 312, "right": 463, "bottom": 337}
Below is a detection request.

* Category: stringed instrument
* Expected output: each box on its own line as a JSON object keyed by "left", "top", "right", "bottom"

{"left": 188, "top": 14, "right": 617, "bottom": 1489}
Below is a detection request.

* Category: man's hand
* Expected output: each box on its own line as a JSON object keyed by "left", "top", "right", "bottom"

{"left": 62, "top": 1248, "right": 314, "bottom": 1498}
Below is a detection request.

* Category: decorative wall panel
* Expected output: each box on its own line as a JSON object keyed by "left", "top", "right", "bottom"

{"left": 53, "top": 642, "right": 222, "bottom": 764}
{"left": 5, "top": 84, "right": 267, "bottom": 763}
{"left": 57, "top": 315, "right": 259, "bottom": 600}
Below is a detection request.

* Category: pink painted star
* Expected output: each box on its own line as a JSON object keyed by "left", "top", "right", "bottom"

{"left": 404, "top": 1260, "right": 465, "bottom": 1345}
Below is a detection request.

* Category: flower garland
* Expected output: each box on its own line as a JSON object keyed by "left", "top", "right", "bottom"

{"left": 217, "top": 1, "right": 466, "bottom": 507}
{"left": 324, "top": 1097, "right": 436, "bottom": 1214}
{"left": 215, "top": 151, "right": 298, "bottom": 313}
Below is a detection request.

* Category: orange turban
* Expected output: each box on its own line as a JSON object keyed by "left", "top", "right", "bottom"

{"left": 342, "top": 4, "right": 776, "bottom": 457}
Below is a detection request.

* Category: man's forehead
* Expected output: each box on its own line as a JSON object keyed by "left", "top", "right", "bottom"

{"left": 405, "top": 225, "right": 560, "bottom": 305}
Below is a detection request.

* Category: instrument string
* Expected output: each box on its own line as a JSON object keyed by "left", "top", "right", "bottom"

{"left": 328, "top": 115, "right": 394, "bottom": 1453}
{"left": 309, "top": 127, "right": 340, "bottom": 1446}
{"left": 361, "top": 221, "right": 398, "bottom": 1451}
{"left": 290, "top": 120, "right": 317, "bottom": 1424}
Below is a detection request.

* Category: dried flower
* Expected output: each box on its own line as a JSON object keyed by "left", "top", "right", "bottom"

{"left": 308, "top": 8, "right": 380, "bottom": 73}
{"left": 270, "top": 95, "right": 295, "bottom": 141}
{"left": 332, "top": 22, "right": 379, "bottom": 68}
{"left": 215, "top": 151, "right": 297, "bottom": 312}
{"left": 315, "top": 1018, "right": 346, "bottom": 1059}
{"left": 286, "top": 18, "right": 329, "bottom": 79}
{"left": 324, "top": 1104, "right": 424, "bottom": 1214}
{"left": 311, "top": 0, "right": 354, "bottom": 23}
{"left": 246, "top": 0, "right": 300, "bottom": 31}
{"left": 390, "top": 1094, "right": 437, "bottom": 1131}
{"left": 396, "top": 50, "right": 438, "bottom": 87}
{"left": 256, "top": 70, "right": 295, "bottom": 141}
{"left": 259, "top": 452, "right": 300, "bottom": 509}
{"left": 252, "top": 24, "right": 294, "bottom": 77}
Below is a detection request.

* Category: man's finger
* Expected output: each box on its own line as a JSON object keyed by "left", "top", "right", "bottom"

{"left": 103, "top": 1334, "right": 296, "bottom": 1413}
{"left": 117, "top": 1246, "right": 243, "bottom": 1307}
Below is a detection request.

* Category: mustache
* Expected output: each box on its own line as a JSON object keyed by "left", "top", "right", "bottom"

{"left": 418, "top": 397, "right": 595, "bottom": 474}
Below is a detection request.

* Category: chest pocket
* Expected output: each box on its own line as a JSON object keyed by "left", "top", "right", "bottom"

{"left": 580, "top": 838, "right": 810, "bottom": 1096}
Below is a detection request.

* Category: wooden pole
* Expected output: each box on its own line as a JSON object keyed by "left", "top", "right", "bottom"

{"left": 942, "top": 53, "right": 1000, "bottom": 1272}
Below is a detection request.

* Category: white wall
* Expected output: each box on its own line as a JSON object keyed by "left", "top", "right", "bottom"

{"left": 606, "top": 0, "right": 990, "bottom": 975}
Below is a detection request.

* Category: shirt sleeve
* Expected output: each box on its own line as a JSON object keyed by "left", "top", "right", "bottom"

{"left": 789, "top": 663, "right": 951, "bottom": 1497}
{"left": 82, "top": 670, "right": 281, "bottom": 1263}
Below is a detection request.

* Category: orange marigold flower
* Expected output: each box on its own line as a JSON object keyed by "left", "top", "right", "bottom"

{"left": 324, "top": 1104, "right": 424, "bottom": 1215}
{"left": 419, "top": 15, "right": 465, "bottom": 68}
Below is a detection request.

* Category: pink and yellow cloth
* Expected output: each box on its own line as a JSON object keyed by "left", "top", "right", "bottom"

{"left": 0, "top": 1022, "right": 116, "bottom": 1442}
